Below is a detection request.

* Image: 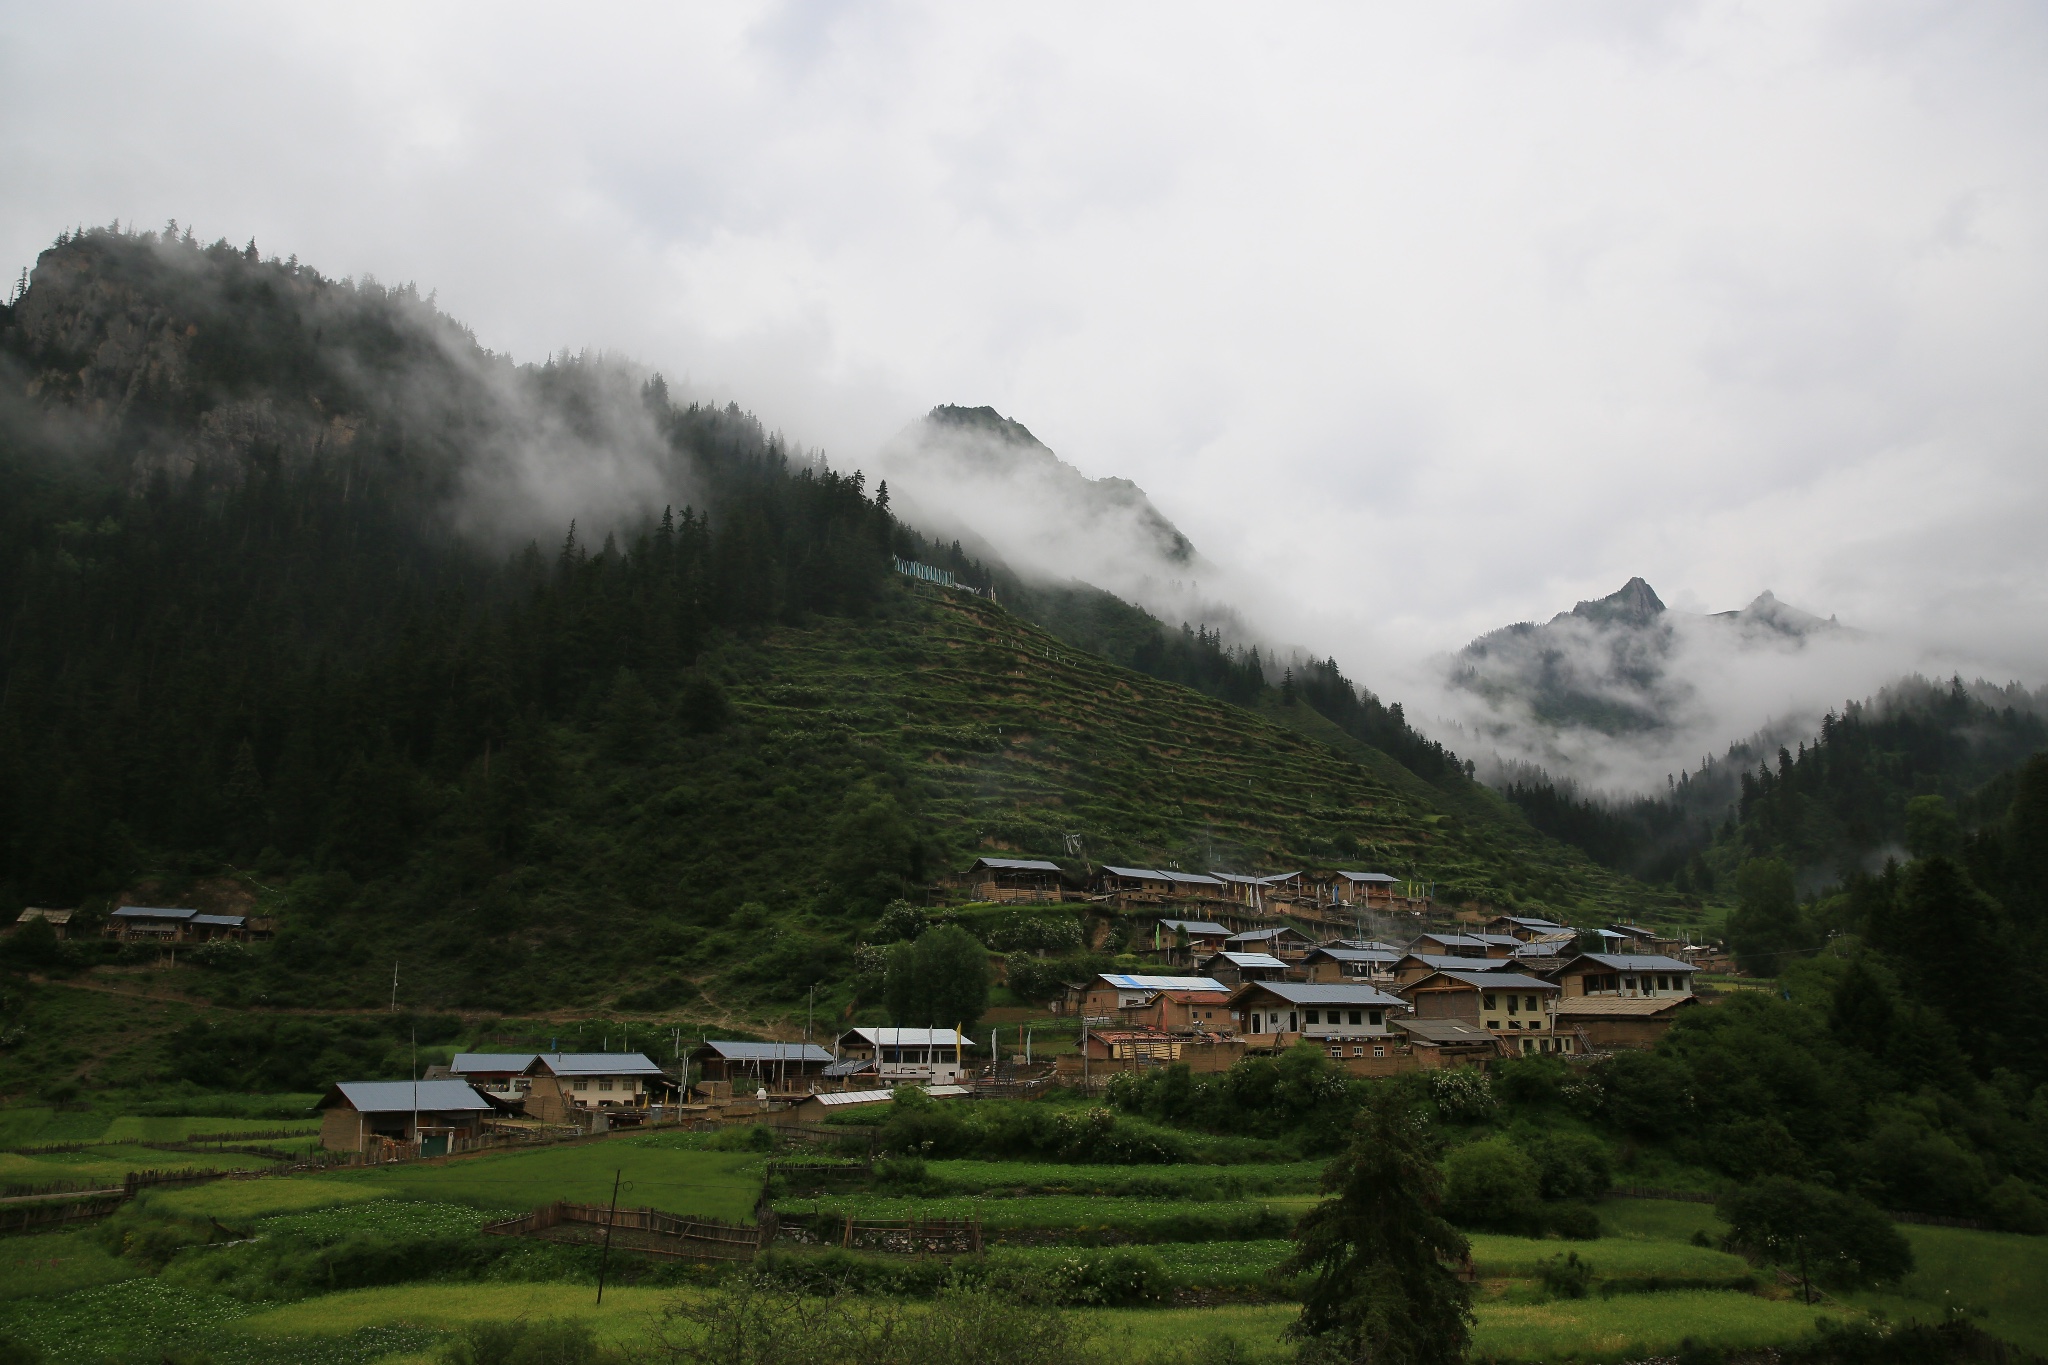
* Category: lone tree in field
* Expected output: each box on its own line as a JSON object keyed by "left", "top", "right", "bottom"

{"left": 1284, "top": 1086, "right": 1473, "bottom": 1365}
{"left": 1718, "top": 1176, "right": 1914, "bottom": 1298}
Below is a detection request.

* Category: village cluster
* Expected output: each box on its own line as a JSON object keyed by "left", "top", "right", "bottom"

{"left": 20, "top": 856, "right": 1726, "bottom": 1162}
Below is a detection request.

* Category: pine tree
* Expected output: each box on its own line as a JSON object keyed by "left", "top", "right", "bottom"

{"left": 1284, "top": 1087, "right": 1473, "bottom": 1365}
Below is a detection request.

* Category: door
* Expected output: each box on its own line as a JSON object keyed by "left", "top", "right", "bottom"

{"left": 1288, "top": 1011, "right": 1299, "bottom": 1033}
{"left": 420, "top": 1133, "right": 449, "bottom": 1157}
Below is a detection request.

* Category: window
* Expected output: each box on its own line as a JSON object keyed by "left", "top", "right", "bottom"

{"left": 1372, "top": 1045, "right": 1385, "bottom": 1058}
{"left": 1327, "top": 1045, "right": 1342, "bottom": 1059}
{"left": 1348, "top": 1011, "right": 1363, "bottom": 1025}
{"left": 1248, "top": 1014, "right": 1261, "bottom": 1034}
{"left": 1506, "top": 995, "right": 1519, "bottom": 1014}
{"left": 1269, "top": 1013, "right": 1281, "bottom": 1026}
{"left": 1482, "top": 994, "right": 1496, "bottom": 1010}
{"left": 1368, "top": 1010, "right": 1383, "bottom": 1026}
{"left": 598, "top": 1078, "right": 614, "bottom": 1092}
{"left": 1525, "top": 996, "right": 1538, "bottom": 1012}
{"left": 1351, "top": 1045, "right": 1364, "bottom": 1057}
{"left": 1624, "top": 977, "right": 1637, "bottom": 992}
{"left": 1657, "top": 975, "right": 1670, "bottom": 991}
{"left": 1305, "top": 1010, "right": 1320, "bottom": 1025}
{"left": 573, "top": 1080, "right": 588, "bottom": 1092}
{"left": 1487, "top": 1019, "right": 1500, "bottom": 1029}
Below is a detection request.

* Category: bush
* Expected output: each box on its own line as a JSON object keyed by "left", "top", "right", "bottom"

{"left": 1598, "top": 1050, "right": 1690, "bottom": 1138}
{"left": 1718, "top": 1176, "right": 1914, "bottom": 1290}
{"left": 1536, "top": 1250, "right": 1593, "bottom": 1299}
{"left": 1517, "top": 1130, "right": 1612, "bottom": 1202}
{"left": 986, "top": 914, "right": 1084, "bottom": 955}
{"left": 441, "top": 1318, "right": 612, "bottom": 1365}
{"left": 1429, "top": 1068, "right": 1496, "bottom": 1124}
{"left": 1543, "top": 1203, "right": 1602, "bottom": 1240}
{"left": 1442, "top": 1138, "right": 1541, "bottom": 1233}
{"left": 1015, "top": 1246, "right": 1166, "bottom": 1306}
{"left": 1988, "top": 1176, "right": 2048, "bottom": 1235}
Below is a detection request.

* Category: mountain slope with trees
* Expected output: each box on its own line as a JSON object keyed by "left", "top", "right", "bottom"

{"left": 0, "top": 224, "right": 1673, "bottom": 1020}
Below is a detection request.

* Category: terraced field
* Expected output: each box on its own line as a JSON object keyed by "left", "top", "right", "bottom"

{"left": 724, "top": 587, "right": 1670, "bottom": 916}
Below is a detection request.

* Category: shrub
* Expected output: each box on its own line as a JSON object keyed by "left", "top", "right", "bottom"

{"left": 1429, "top": 1068, "right": 1496, "bottom": 1125}
{"left": 1442, "top": 1138, "right": 1541, "bottom": 1233}
{"left": 1536, "top": 1250, "right": 1593, "bottom": 1299}
{"left": 1543, "top": 1203, "right": 1602, "bottom": 1240}
{"left": 441, "top": 1318, "right": 612, "bottom": 1365}
{"left": 1517, "top": 1130, "right": 1612, "bottom": 1202}
{"left": 1016, "top": 1247, "right": 1166, "bottom": 1306}
{"left": 986, "top": 914, "right": 1084, "bottom": 955}
{"left": 1717, "top": 1176, "right": 1914, "bottom": 1290}
{"left": 1988, "top": 1177, "right": 2048, "bottom": 1235}
{"left": 1598, "top": 1050, "right": 1691, "bottom": 1138}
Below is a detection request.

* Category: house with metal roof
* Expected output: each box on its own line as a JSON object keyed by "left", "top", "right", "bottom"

{"left": 1230, "top": 981, "right": 1406, "bottom": 1047}
{"left": 1095, "top": 866, "right": 1228, "bottom": 905}
{"left": 520, "top": 1053, "right": 671, "bottom": 1124}
{"left": 1223, "top": 926, "right": 1315, "bottom": 959}
{"left": 1400, "top": 970, "right": 1566, "bottom": 1054}
{"left": 1410, "top": 931, "right": 1516, "bottom": 960}
{"left": 832, "top": 1029, "right": 977, "bottom": 1086}
{"left": 1547, "top": 954, "right": 1697, "bottom": 1001}
{"left": 1554, "top": 994, "right": 1699, "bottom": 1050}
{"left": 781, "top": 1084, "right": 971, "bottom": 1123}
{"left": 1074, "top": 973, "right": 1228, "bottom": 1025}
{"left": 959, "top": 856, "right": 1068, "bottom": 903}
{"left": 1197, "top": 950, "right": 1293, "bottom": 989}
{"left": 691, "top": 1040, "right": 835, "bottom": 1092}
{"left": 1303, "top": 946, "right": 1400, "bottom": 984}
{"left": 1331, "top": 871, "right": 1400, "bottom": 905}
{"left": 1390, "top": 952, "right": 1519, "bottom": 987}
{"left": 317, "top": 1079, "right": 496, "bottom": 1154}
{"left": 446, "top": 1053, "right": 541, "bottom": 1104}
{"left": 1487, "top": 914, "right": 1570, "bottom": 941}
{"left": 12, "top": 908, "right": 73, "bottom": 938}
{"left": 106, "top": 906, "right": 195, "bottom": 940}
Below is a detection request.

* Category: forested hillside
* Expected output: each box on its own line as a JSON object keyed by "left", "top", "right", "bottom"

{"left": 0, "top": 225, "right": 1667, "bottom": 1015}
{"left": 1503, "top": 678, "right": 2047, "bottom": 891}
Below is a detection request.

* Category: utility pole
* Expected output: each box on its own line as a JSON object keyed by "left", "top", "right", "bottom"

{"left": 390, "top": 961, "right": 399, "bottom": 1013}
{"left": 595, "top": 1169, "right": 622, "bottom": 1305}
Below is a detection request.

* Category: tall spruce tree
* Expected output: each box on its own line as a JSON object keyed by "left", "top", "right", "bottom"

{"left": 1284, "top": 1087, "right": 1473, "bottom": 1365}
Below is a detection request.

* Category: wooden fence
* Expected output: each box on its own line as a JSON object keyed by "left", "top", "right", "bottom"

{"left": 0, "top": 1193, "right": 125, "bottom": 1234}
{"left": 482, "top": 1202, "right": 764, "bottom": 1261}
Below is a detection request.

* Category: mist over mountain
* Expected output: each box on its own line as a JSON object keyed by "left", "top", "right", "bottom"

{"left": 1435, "top": 574, "right": 1901, "bottom": 795}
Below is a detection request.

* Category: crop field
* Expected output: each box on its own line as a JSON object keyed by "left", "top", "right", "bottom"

{"left": 917, "top": 1160, "right": 1325, "bottom": 1198}
{"left": 332, "top": 1136, "right": 763, "bottom": 1220}
{"left": 1849, "top": 1225, "right": 2048, "bottom": 1355}
{"left": 5, "top": 1113, "right": 2014, "bottom": 1365}
{"left": 779, "top": 1192, "right": 1300, "bottom": 1242}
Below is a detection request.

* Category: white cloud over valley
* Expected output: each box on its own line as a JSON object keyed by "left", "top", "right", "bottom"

{"left": 4, "top": 1, "right": 2045, "bottom": 786}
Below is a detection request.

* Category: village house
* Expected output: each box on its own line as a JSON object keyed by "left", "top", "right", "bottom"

{"left": 1211, "top": 873, "right": 1275, "bottom": 910}
{"left": 1390, "top": 952, "right": 1519, "bottom": 987}
{"left": 317, "top": 1079, "right": 496, "bottom": 1155}
{"left": 1302, "top": 945, "right": 1400, "bottom": 984}
{"left": 780, "top": 1084, "right": 971, "bottom": 1124}
{"left": 1139, "top": 919, "right": 1234, "bottom": 964}
{"left": 1548, "top": 953, "right": 1698, "bottom": 999}
{"left": 1486, "top": 914, "right": 1570, "bottom": 941}
{"left": 446, "top": 1053, "right": 540, "bottom": 1105}
{"left": 1391, "top": 1016, "right": 1504, "bottom": 1066}
{"left": 520, "top": 1053, "right": 670, "bottom": 1124}
{"left": 1410, "top": 931, "right": 1517, "bottom": 960}
{"left": 1229, "top": 981, "right": 1407, "bottom": 1055}
{"left": 1118, "top": 985, "right": 1233, "bottom": 1032}
{"left": 1198, "top": 950, "right": 1293, "bottom": 989}
{"left": 691, "top": 1041, "right": 835, "bottom": 1095}
{"left": 102, "top": 905, "right": 265, "bottom": 943}
{"left": 1222, "top": 926, "right": 1315, "bottom": 960}
{"left": 1331, "top": 871, "right": 1400, "bottom": 905}
{"left": 1075, "top": 973, "right": 1228, "bottom": 1023}
{"left": 1400, "top": 970, "right": 1569, "bottom": 1055}
{"left": 12, "top": 908, "right": 73, "bottom": 938}
{"left": 1552, "top": 995, "right": 1698, "bottom": 1051}
{"left": 831, "top": 1028, "right": 978, "bottom": 1086}
{"left": 959, "top": 857, "right": 1068, "bottom": 903}
{"left": 1328, "top": 937, "right": 1405, "bottom": 954}
{"left": 1094, "top": 867, "right": 1229, "bottom": 906}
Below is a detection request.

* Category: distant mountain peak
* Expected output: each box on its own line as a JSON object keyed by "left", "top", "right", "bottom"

{"left": 1563, "top": 577, "right": 1667, "bottom": 628}
{"left": 925, "top": 404, "right": 1048, "bottom": 450}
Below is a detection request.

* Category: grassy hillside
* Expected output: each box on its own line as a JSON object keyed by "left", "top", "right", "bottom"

{"left": 735, "top": 584, "right": 1660, "bottom": 919}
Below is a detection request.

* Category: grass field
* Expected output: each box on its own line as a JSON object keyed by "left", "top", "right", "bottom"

{"left": 145, "top": 1176, "right": 387, "bottom": 1220}
{"left": 1848, "top": 1224, "right": 2048, "bottom": 1355}
{"left": 0, "top": 1143, "right": 279, "bottom": 1187}
{"left": 332, "top": 1138, "right": 764, "bottom": 1221}
{"left": 1599, "top": 1197, "right": 1724, "bottom": 1243}
{"left": 781, "top": 1192, "right": 1298, "bottom": 1241}
{"left": 0, "top": 1229, "right": 141, "bottom": 1302}
{"left": 918, "top": 1160, "right": 1326, "bottom": 1198}
{"left": 1467, "top": 1232, "right": 1752, "bottom": 1283}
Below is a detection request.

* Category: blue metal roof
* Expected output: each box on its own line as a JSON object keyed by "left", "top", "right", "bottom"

{"left": 113, "top": 905, "right": 194, "bottom": 920}
{"left": 324, "top": 1080, "right": 493, "bottom": 1113}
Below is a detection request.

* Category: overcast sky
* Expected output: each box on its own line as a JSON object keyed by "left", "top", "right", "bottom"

{"left": 5, "top": 2, "right": 2046, "bottom": 732}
